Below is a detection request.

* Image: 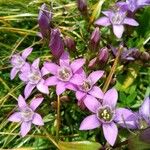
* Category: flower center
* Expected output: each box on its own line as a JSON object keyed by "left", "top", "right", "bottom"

{"left": 11, "top": 55, "right": 25, "bottom": 69}
{"left": 57, "top": 66, "right": 72, "bottom": 81}
{"left": 97, "top": 106, "right": 114, "bottom": 123}
{"left": 79, "top": 80, "right": 92, "bottom": 92}
{"left": 111, "top": 12, "right": 126, "bottom": 25}
{"left": 28, "top": 69, "right": 42, "bottom": 84}
{"left": 21, "top": 107, "right": 34, "bottom": 122}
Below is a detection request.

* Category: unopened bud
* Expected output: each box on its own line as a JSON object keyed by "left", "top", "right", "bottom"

{"left": 77, "top": 0, "right": 88, "bottom": 16}
{"left": 64, "top": 36, "right": 76, "bottom": 51}
{"left": 131, "top": 49, "right": 141, "bottom": 59}
{"left": 88, "top": 57, "right": 97, "bottom": 69}
{"left": 140, "top": 52, "right": 150, "bottom": 61}
{"left": 60, "top": 95, "right": 70, "bottom": 102}
{"left": 98, "top": 47, "right": 109, "bottom": 63}
{"left": 89, "top": 27, "right": 100, "bottom": 51}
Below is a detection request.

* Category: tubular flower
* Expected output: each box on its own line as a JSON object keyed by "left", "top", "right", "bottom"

{"left": 8, "top": 95, "right": 44, "bottom": 137}
{"left": 44, "top": 51, "right": 85, "bottom": 95}
{"left": 95, "top": 9, "right": 139, "bottom": 38}
{"left": 80, "top": 88, "right": 135, "bottom": 146}
{"left": 10, "top": 47, "right": 33, "bottom": 80}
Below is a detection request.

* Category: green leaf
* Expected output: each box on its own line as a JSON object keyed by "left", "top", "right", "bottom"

{"left": 58, "top": 141, "right": 102, "bottom": 150}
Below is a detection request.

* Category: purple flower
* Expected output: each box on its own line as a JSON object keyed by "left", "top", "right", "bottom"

{"left": 80, "top": 88, "right": 135, "bottom": 146}
{"left": 10, "top": 47, "right": 33, "bottom": 80}
{"left": 44, "top": 52, "right": 85, "bottom": 95}
{"left": 19, "top": 58, "right": 49, "bottom": 99}
{"left": 95, "top": 10, "right": 139, "bottom": 38}
{"left": 64, "top": 36, "right": 76, "bottom": 51}
{"left": 98, "top": 47, "right": 109, "bottom": 63}
{"left": 71, "top": 70, "right": 104, "bottom": 102}
{"left": 38, "top": 3, "right": 52, "bottom": 39}
{"left": 117, "top": 0, "right": 150, "bottom": 12}
{"left": 49, "top": 28, "right": 65, "bottom": 59}
{"left": 8, "top": 95, "right": 44, "bottom": 137}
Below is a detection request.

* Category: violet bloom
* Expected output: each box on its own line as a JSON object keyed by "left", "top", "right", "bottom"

{"left": 8, "top": 95, "right": 44, "bottom": 137}
{"left": 19, "top": 58, "right": 49, "bottom": 99}
{"left": 80, "top": 88, "right": 135, "bottom": 146}
{"left": 10, "top": 47, "right": 33, "bottom": 80}
{"left": 44, "top": 52, "right": 85, "bottom": 95}
{"left": 71, "top": 70, "right": 104, "bottom": 102}
{"left": 117, "top": 0, "right": 150, "bottom": 12}
{"left": 95, "top": 10, "right": 139, "bottom": 38}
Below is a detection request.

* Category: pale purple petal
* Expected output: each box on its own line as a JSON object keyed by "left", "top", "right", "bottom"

{"left": 10, "top": 68, "right": 19, "bottom": 80}
{"left": 30, "top": 97, "right": 44, "bottom": 111}
{"left": 20, "top": 62, "right": 30, "bottom": 73}
{"left": 103, "top": 88, "right": 118, "bottom": 108}
{"left": 102, "top": 122, "right": 118, "bottom": 146}
{"left": 41, "top": 66, "right": 49, "bottom": 76}
{"left": 88, "top": 86, "right": 104, "bottom": 99}
{"left": 75, "top": 68, "right": 86, "bottom": 78}
{"left": 18, "top": 95, "right": 27, "bottom": 109}
{"left": 65, "top": 83, "right": 77, "bottom": 91}
{"left": 70, "top": 74, "right": 84, "bottom": 85}
{"left": 84, "top": 95, "right": 101, "bottom": 113}
{"left": 102, "top": 11, "right": 113, "bottom": 17}
{"left": 114, "top": 108, "right": 137, "bottom": 129}
{"left": 113, "top": 25, "right": 124, "bottom": 39}
{"left": 37, "top": 79, "right": 49, "bottom": 94}
{"left": 21, "top": 47, "right": 33, "bottom": 60}
{"left": 32, "top": 113, "right": 44, "bottom": 126}
{"left": 123, "top": 18, "right": 139, "bottom": 26}
{"left": 76, "top": 91, "right": 86, "bottom": 101}
{"left": 95, "top": 17, "right": 111, "bottom": 26}
{"left": 70, "top": 58, "right": 85, "bottom": 73}
{"left": 24, "top": 83, "right": 36, "bottom": 99}
{"left": 87, "top": 71, "right": 104, "bottom": 85}
{"left": 8, "top": 112, "right": 21, "bottom": 122}
{"left": 56, "top": 82, "right": 66, "bottom": 95}
{"left": 44, "top": 62, "right": 59, "bottom": 75}
{"left": 45, "top": 76, "right": 58, "bottom": 86}
{"left": 19, "top": 72, "right": 29, "bottom": 82}
{"left": 20, "top": 122, "right": 31, "bottom": 137}
{"left": 59, "top": 51, "right": 70, "bottom": 66}
{"left": 32, "top": 58, "right": 40, "bottom": 69}
{"left": 79, "top": 114, "right": 101, "bottom": 130}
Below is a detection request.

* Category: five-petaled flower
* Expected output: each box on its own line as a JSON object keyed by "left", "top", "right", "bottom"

{"left": 44, "top": 51, "right": 85, "bottom": 95}
{"left": 95, "top": 9, "right": 139, "bottom": 38}
{"left": 79, "top": 88, "right": 135, "bottom": 146}
{"left": 10, "top": 47, "right": 33, "bottom": 80}
{"left": 8, "top": 95, "right": 44, "bottom": 137}
{"left": 19, "top": 58, "right": 49, "bottom": 99}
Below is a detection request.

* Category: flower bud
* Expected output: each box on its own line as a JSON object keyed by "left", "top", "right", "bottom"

{"left": 98, "top": 47, "right": 109, "bottom": 64}
{"left": 77, "top": 0, "right": 88, "bottom": 16}
{"left": 38, "top": 3, "right": 52, "bottom": 39}
{"left": 89, "top": 27, "right": 100, "bottom": 51}
{"left": 131, "top": 49, "right": 141, "bottom": 59}
{"left": 88, "top": 57, "right": 97, "bottom": 69}
{"left": 140, "top": 52, "right": 150, "bottom": 61}
{"left": 64, "top": 36, "right": 76, "bottom": 51}
{"left": 49, "top": 28, "right": 64, "bottom": 59}
{"left": 60, "top": 95, "right": 70, "bottom": 102}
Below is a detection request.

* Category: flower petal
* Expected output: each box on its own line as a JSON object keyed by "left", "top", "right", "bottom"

{"left": 113, "top": 25, "right": 124, "bottom": 39}
{"left": 87, "top": 71, "right": 104, "bottom": 85}
{"left": 70, "top": 74, "right": 84, "bottom": 85}
{"left": 41, "top": 66, "right": 49, "bottom": 76}
{"left": 10, "top": 68, "right": 19, "bottom": 80}
{"left": 114, "top": 108, "right": 137, "bottom": 129}
{"left": 24, "top": 83, "right": 36, "bottom": 99}
{"left": 32, "top": 113, "right": 44, "bottom": 126}
{"left": 32, "top": 58, "right": 40, "bottom": 69}
{"left": 37, "top": 79, "right": 49, "bottom": 94}
{"left": 21, "top": 47, "right": 33, "bottom": 60}
{"left": 65, "top": 83, "right": 77, "bottom": 91}
{"left": 20, "top": 122, "right": 32, "bottom": 137}
{"left": 95, "top": 17, "right": 111, "bottom": 26}
{"left": 59, "top": 51, "right": 70, "bottom": 66}
{"left": 44, "top": 62, "right": 59, "bottom": 75}
{"left": 18, "top": 95, "right": 27, "bottom": 109}
{"left": 79, "top": 114, "right": 101, "bottom": 130}
{"left": 20, "top": 62, "right": 30, "bottom": 73}
{"left": 45, "top": 76, "right": 58, "bottom": 86}
{"left": 88, "top": 86, "right": 104, "bottom": 99}
{"left": 70, "top": 58, "right": 85, "bottom": 73}
{"left": 56, "top": 82, "right": 66, "bottom": 95}
{"left": 102, "top": 11, "right": 113, "bottom": 17}
{"left": 123, "top": 18, "right": 139, "bottom": 26}
{"left": 84, "top": 95, "right": 101, "bottom": 113}
{"left": 103, "top": 88, "right": 118, "bottom": 108}
{"left": 30, "top": 97, "right": 44, "bottom": 111}
{"left": 76, "top": 91, "right": 86, "bottom": 101}
{"left": 19, "top": 72, "right": 29, "bottom": 82}
{"left": 8, "top": 112, "right": 21, "bottom": 122}
{"left": 102, "top": 122, "right": 118, "bottom": 146}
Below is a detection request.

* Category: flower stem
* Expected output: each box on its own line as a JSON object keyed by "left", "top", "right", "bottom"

{"left": 56, "top": 95, "right": 61, "bottom": 141}
{"left": 102, "top": 45, "right": 123, "bottom": 93}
